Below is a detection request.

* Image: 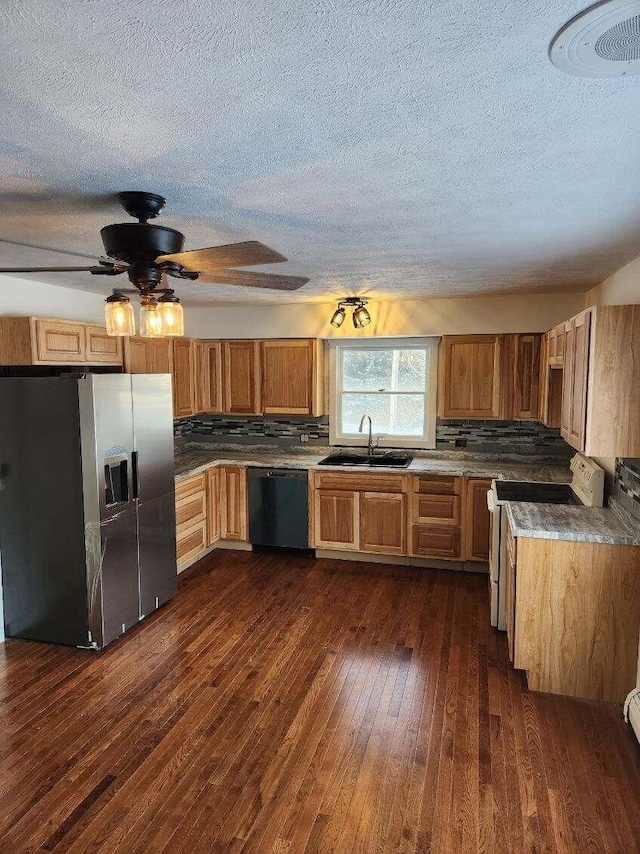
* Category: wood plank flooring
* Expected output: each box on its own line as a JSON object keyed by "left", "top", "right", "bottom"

{"left": 0, "top": 550, "right": 639, "bottom": 853}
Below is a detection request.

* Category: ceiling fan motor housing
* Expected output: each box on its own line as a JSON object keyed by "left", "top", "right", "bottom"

{"left": 100, "top": 223, "right": 185, "bottom": 263}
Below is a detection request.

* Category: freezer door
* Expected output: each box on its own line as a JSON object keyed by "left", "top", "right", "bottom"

{"left": 79, "top": 374, "right": 136, "bottom": 522}
{"left": 131, "top": 374, "right": 175, "bottom": 502}
{"left": 138, "top": 494, "right": 177, "bottom": 617}
{"left": 90, "top": 508, "right": 140, "bottom": 648}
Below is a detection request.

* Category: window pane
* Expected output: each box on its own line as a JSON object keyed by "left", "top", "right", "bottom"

{"left": 343, "top": 349, "right": 392, "bottom": 391}
{"left": 341, "top": 393, "right": 425, "bottom": 436}
{"left": 342, "top": 348, "right": 427, "bottom": 392}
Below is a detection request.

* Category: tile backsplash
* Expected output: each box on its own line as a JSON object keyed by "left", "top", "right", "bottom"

{"left": 613, "top": 459, "right": 640, "bottom": 521}
{"left": 174, "top": 413, "right": 570, "bottom": 457}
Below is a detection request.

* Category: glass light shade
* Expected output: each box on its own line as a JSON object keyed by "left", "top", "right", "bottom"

{"left": 353, "top": 305, "right": 371, "bottom": 328}
{"left": 104, "top": 296, "right": 135, "bottom": 336}
{"left": 330, "top": 306, "right": 346, "bottom": 328}
{"left": 157, "top": 299, "right": 184, "bottom": 336}
{"left": 139, "top": 299, "right": 164, "bottom": 337}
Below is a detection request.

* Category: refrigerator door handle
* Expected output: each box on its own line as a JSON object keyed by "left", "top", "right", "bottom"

{"left": 131, "top": 451, "right": 139, "bottom": 500}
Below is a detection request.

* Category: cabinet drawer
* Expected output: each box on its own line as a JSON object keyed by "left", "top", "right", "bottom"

{"left": 412, "top": 475, "right": 462, "bottom": 495}
{"left": 177, "top": 520, "right": 207, "bottom": 565}
{"left": 313, "top": 471, "right": 408, "bottom": 494}
{"left": 413, "top": 493, "right": 460, "bottom": 525}
{"left": 175, "top": 473, "right": 207, "bottom": 501}
{"left": 176, "top": 491, "right": 206, "bottom": 531}
{"left": 412, "top": 524, "right": 461, "bottom": 559}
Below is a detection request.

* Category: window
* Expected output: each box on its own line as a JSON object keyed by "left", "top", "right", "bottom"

{"left": 329, "top": 338, "right": 439, "bottom": 449}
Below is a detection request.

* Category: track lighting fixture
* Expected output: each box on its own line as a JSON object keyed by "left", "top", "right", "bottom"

{"left": 330, "top": 297, "right": 371, "bottom": 329}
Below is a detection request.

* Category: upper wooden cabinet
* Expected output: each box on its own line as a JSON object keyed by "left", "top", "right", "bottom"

{"left": 261, "top": 339, "right": 323, "bottom": 416}
{"left": 200, "top": 341, "right": 223, "bottom": 414}
{"left": 511, "top": 334, "right": 540, "bottom": 419}
{"left": 559, "top": 304, "right": 640, "bottom": 457}
{"left": 0, "top": 317, "right": 123, "bottom": 366}
{"left": 172, "top": 339, "right": 197, "bottom": 418}
{"left": 439, "top": 335, "right": 502, "bottom": 419}
{"left": 547, "top": 323, "right": 566, "bottom": 367}
{"left": 124, "top": 337, "right": 173, "bottom": 374}
{"left": 223, "top": 341, "right": 261, "bottom": 415}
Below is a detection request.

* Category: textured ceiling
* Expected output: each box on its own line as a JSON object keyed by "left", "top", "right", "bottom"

{"left": 1, "top": 0, "right": 640, "bottom": 305}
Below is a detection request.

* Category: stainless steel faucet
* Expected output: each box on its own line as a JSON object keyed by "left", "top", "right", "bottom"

{"left": 358, "top": 414, "right": 374, "bottom": 456}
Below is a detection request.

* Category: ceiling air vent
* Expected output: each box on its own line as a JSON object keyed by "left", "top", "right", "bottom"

{"left": 550, "top": 0, "right": 640, "bottom": 76}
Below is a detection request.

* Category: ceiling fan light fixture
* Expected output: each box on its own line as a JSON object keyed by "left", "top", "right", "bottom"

{"left": 104, "top": 291, "right": 135, "bottom": 337}
{"left": 157, "top": 289, "right": 185, "bottom": 337}
{"left": 139, "top": 295, "right": 164, "bottom": 338}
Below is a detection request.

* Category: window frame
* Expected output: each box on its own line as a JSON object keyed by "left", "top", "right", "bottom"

{"left": 328, "top": 337, "right": 439, "bottom": 450}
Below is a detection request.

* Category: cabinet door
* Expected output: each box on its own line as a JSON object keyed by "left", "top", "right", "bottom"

{"left": 568, "top": 311, "right": 591, "bottom": 451}
{"left": 261, "top": 339, "right": 316, "bottom": 415}
{"left": 223, "top": 341, "right": 261, "bottom": 414}
{"left": 172, "top": 339, "right": 196, "bottom": 418}
{"left": 85, "top": 325, "right": 123, "bottom": 365}
{"left": 220, "top": 466, "right": 247, "bottom": 541}
{"left": 412, "top": 524, "right": 461, "bottom": 559}
{"left": 201, "top": 342, "right": 223, "bottom": 414}
{"left": 360, "top": 492, "right": 407, "bottom": 555}
{"left": 314, "top": 490, "right": 359, "bottom": 550}
{"left": 439, "top": 335, "right": 501, "bottom": 418}
{"left": 35, "top": 319, "right": 86, "bottom": 363}
{"left": 147, "top": 339, "right": 173, "bottom": 374}
{"left": 124, "top": 337, "right": 149, "bottom": 373}
{"left": 464, "top": 478, "right": 492, "bottom": 562}
{"left": 560, "top": 319, "right": 575, "bottom": 440}
{"left": 512, "top": 334, "right": 540, "bottom": 419}
{"left": 206, "top": 467, "right": 220, "bottom": 546}
{"left": 561, "top": 311, "right": 591, "bottom": 451}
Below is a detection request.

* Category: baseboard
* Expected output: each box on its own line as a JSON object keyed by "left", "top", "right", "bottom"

{"left": 215, "top": 540, "right": 253, "bottom": 552}
{"left": 315, "top": 549, "right": 488, "bottom": 573}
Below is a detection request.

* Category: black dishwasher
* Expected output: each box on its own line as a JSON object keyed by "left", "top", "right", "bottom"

{"left": 247, "top": 468, "right": 309, "bottom": 549}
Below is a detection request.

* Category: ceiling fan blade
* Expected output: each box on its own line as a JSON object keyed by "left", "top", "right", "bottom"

{"left": 0, "top": 238, "right": 105, "bottom": 262}
{"left": 194, "top": 269, "right": 309, "bottom": 291}
{"left": 157, "top": 241, "right": 287, "bottom": 271}
{"left": 0, "top": 265, "right": 107, "bottom": 273}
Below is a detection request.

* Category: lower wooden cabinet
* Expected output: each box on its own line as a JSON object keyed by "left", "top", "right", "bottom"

{"left": 175, "top": 473, "right": 208, "bottom": 571}
{"left": 506, "top": 521, "right": 640, "bottom": 703}
{"left": 220, "top": 466, "right": 248, "bottom": 541}
{"left": 206, "top": 467, "right": 220, "bottom": 546}
{"left": 463, "top": 478, "right": 492, "bottom": 562}
{"left": 314, "top": 490, "right": 359, "bottom": 550}
{"left": 360, "top": 492, "right": 406, "bottom": 555}
{"left": 412, "top": 524, "right": 461, "bottom": 559}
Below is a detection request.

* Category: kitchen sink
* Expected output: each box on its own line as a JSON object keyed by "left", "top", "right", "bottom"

{"left": 318, "top": 452, "right": 413, "bottom": 468}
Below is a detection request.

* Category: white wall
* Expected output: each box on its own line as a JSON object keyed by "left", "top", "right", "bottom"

{"left": 185, "top": 291, "right": 585, "bottom": 339}
{"left": 0, "top": 275, "right": 105, "bottom": 321}
{"left": 586, "top": 253, "right": 640, "bottom": 307}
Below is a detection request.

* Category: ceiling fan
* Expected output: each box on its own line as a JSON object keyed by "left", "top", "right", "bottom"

{"left": 0, "top": 191, "right": 310, "bottom": 337}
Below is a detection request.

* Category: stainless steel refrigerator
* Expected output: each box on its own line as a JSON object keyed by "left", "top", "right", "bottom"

{"left": 0, "top": 374, "right": 177, "bottom": 648}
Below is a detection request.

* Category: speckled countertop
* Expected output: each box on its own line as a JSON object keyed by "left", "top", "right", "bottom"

{"left": 174, "top": 445, "right": 572, "bottom": 483}
{"left": 506, "top": 498, "right": 640, "bottom": 545}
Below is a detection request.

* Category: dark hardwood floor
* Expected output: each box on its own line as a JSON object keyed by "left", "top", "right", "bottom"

{"left": 0, "top": 551, "right": 639, "bottom": 853}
